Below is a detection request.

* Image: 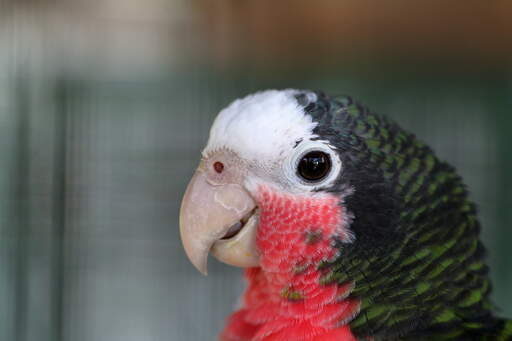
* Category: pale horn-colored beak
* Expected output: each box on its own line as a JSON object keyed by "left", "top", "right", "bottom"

{"left": 179, "top": 168, "right": 260, "bottom": 275}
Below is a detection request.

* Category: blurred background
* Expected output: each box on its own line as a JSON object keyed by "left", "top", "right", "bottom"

{"left": 1, "top": 1, "right": 511, "bottom": 340}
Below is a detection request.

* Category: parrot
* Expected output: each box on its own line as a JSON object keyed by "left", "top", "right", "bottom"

{"left": 179, "top": 89, "right": 512, "bottom": 341}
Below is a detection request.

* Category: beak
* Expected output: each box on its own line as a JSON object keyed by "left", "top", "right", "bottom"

{"left": 179, "top": 167, "right": 260, "bottom": 275}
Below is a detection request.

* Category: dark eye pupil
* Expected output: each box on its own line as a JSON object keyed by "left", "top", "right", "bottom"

{"left": 297, "top": 151, "right": 331, "bottom": 181}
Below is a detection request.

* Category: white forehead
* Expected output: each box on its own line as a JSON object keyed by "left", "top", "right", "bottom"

{"left": 203, "top": 90, "right": 318, "bottom": 162}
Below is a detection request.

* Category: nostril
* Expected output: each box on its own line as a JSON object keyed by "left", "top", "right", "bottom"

{"left": 213, "top": 161, "right": 224, "bottom": 174}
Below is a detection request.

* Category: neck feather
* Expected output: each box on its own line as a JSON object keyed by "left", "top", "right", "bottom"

{"left": 221, "top": 186, "right": 360, "bottom": 341}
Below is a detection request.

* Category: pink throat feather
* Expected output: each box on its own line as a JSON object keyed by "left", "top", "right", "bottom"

{"left": 220, "top": 186, "right": 360, "bottom": 341}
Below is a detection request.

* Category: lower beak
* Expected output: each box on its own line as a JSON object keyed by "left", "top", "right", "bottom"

{"left": 179, "top": 168, "right": 260, "bottom": 275}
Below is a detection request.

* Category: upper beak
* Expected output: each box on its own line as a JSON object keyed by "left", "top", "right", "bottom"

{"left": 179, "top": 167, "right": 260, "bottom": 275}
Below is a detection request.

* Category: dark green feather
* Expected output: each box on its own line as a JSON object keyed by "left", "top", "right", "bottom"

{"left": 298, "top": 92, "right": 511, "bottom": 340}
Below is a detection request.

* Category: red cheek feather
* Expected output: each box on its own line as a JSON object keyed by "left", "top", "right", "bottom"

{"left": 220, "top": 186, "right": 359, "bottom": 341}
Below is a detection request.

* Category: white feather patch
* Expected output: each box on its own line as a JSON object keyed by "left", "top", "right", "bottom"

{"left": 203, "top": 89, "right": 318, "bottom": 164}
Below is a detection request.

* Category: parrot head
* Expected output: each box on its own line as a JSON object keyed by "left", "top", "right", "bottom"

{"left": 180, "top": 90, "right": 358, "bottom": 274}
{"left": 179, "top": 90, "right": 495, "bottom": 340}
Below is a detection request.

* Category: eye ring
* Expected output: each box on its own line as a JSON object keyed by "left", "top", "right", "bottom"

{"left": 296, "top": 151, "right": 332, "bottom": 182}
{"left": 283, "top": 140, "right": 342, "bottom": 191}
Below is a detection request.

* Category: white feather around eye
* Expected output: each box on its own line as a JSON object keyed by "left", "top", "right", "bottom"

{"left": 202, "top": 89, "right": 344, "bottom": 195}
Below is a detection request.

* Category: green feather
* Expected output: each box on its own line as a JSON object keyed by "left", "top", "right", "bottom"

{"left": 305, "top": 93, "right": 511, "bottom": 340}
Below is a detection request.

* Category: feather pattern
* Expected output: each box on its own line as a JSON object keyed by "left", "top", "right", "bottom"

{"left": 300, "top": 92, "right": 511, "bottom": 340}
{"left": 214, "top": 90, "right": 511, "bottom": 340}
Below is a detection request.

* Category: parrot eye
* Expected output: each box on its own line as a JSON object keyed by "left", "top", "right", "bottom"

{"left": 285, "top": 141, "right": 341, "bottom": 190}
{"left": 297, "top": 151, "right": 331, "bottom": 182}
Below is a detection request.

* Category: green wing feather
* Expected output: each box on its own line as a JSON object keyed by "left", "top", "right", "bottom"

{"left": 308, "top": 94, "right": 510, "bottom": 340}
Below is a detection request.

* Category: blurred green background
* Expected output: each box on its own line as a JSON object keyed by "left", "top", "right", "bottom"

{"left": 0, "top": 1, "right": 511, "bottom": 340}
